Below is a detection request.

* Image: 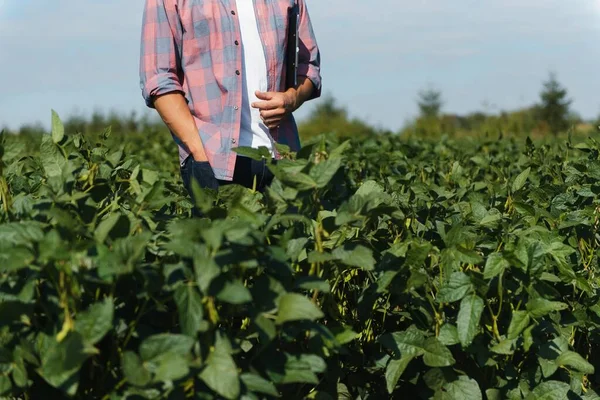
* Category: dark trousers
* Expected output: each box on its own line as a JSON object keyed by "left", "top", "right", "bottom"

{"left": 180, "top": 155, "right": 275, "bottom": 214}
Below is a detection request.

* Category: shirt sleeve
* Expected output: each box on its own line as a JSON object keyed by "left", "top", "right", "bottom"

{"left": 139, "top": 0, "right": 185, "bottom": 108}
{"left": 297, "top": 0, "right": 322, "bottom": 100}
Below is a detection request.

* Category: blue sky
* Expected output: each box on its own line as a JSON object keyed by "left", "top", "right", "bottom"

{"left": 1, "top": 0, "right": 599, "bottom": 132}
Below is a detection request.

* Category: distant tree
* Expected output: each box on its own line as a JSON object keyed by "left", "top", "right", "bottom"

{"left": 537, "top": 72, "right": 572, "bottom": 135}
{"left": 417, "top": 88, "right": 443, "bottom": 118}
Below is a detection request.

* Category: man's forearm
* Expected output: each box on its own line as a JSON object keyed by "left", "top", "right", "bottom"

{"left": 287, "top": 76, "right": 315, "bottom": 112}
{"left": 153, "top": 93, "right": 207, "bottom": 161}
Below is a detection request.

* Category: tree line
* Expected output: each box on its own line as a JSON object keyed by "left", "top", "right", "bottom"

{"left": 407, "top": 72, "right": 587, "bottom": 139}
{"left": 1, "top": 73, "right": 597, "bottom": 141}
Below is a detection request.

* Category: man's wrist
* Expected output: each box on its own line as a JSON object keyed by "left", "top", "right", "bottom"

{"left": 285, "top": 88, "right": 301, "bottom": 112}
{"left": 188, "top": 144, "right": 208, "bottom": 162}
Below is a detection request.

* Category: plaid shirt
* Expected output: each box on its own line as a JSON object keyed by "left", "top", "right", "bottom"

{"left": 140, "top": 0, "right": 322, "bottom": 180}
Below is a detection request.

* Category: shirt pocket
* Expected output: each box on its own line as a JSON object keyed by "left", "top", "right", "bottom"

{"left": 181, "top": 1, "right": 219, "bottom": 68}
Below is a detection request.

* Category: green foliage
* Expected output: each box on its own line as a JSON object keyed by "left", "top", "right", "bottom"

{"left": 298, "top": 95, "right": 385, "bottom": 140}
{"left": 0, "top": 112, "right": 599, "bottom": 399}
{"left": 402, "top": 107, "right": 544, "bottom": 139}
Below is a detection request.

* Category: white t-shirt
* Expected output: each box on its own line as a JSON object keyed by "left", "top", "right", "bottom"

{"left": 235, "top": 0, "right": 275, "bottom": 155}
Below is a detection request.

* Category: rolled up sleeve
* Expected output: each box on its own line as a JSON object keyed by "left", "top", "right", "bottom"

{"left": 139, "top": 0, "right": 185, "bottom": 108}
{"left": 297, "top": 0, "right": 322, "bottom": 100}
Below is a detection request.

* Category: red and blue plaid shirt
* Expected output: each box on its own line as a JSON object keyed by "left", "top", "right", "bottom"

{"left": 140, "top": 0, "right": 322, "bottom": 180}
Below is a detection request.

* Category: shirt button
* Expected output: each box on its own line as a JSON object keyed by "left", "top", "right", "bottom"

{"left": 235, "top": 40, "right": 239, "bottom": 46}
{"left": 236, "top": 70, "right": 240, "bottom": 75}
{"left": 234, "top": 106, "right": 239, "bottom": 110}
{"left": 231, "top": 10, "right": 236, "bottom": 15}
{"left": 231, "top": 138, "right": 237, "bottom": 144}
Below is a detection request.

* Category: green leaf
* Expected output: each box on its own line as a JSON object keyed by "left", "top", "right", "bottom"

{"left": 525, "top": 380, "right": 570, "bottom": 400}
{"left": 280, "top": 369, "right": 319, "bottom": 385}
{"left": 139, "top": 334, "right": 194, "bottom": 361}
{"left": 484, "top": 253, "right": 509, "bottom": 280}
{"left": 328, "top": 139, "right": 352, "bottom": 159}
{"left": 295, "top": 277, "right": 330, "bottom": 292}
{"left": 379, "top": 330, "right": 454, "bottom": 367}
{"left": 486, "top": 389, "right": 502, "bottom": 400}
{"left": 539, "top": 357, "right": 559, "bottom": 378}
{"left": 241, "top": 373, "right": 279, "bottom": 397}
{"left": 38, "top": 332, "right": 97, "bottom": 392}
{"left": 276, "top": 293, "right": 324, "bottom": 325}
{"left": 141, "top": 168, "right": 159, "bottom": 185}
{"left": 333, "top": 328, "right": 359, "bottom": 345}
{"left": 174, "top": 284, "right": 205, "bottom": 337}
{"left": 523, "top": 324, "right": 535, "bottom": 352}
{"left": 332, "top": 244, "right": 375, "bottom": 270}
{"left": 139, "top": 334, "right": 194, "bottom": 382}
{"left": 233, "top": 146, "right": 272, "bottom": 160}
{"left": 286, "top": 354, "right": 326, "bottom": 374}
{"left": 0, "top": 221, "right": 44, "bottom": 245}
{"left": 307, "top": 251, "right": 335, "bottom": 264}
{"left": 354, "top": 179, "right": 385, "bottom": 198}
{"left": 95, "top": 212, "right": 122, "bottom": 243}
{"left": 405, "top": 241, "right": 432, "bottom": 267}
{"left": 75, "top": 298, "right": 114, "bottom": 345}
{"left": 490, "top": 339, "right": 516, "bottom": 355}
{"left": 582, "top": 390, "right": 600, "bottom": 400}
{"left": 527, "top": 298, "right": 568, "bottom": 318}
{"left": 0, "top": 246, "right": 34, "bottom": 272}
{"left": 217, "top": 280, "right": 253, "bottom": 305}
{"left": 512, "top": 167, "right": 531, "bottom": 192}
{"left": 424, "top": 368, "right": 447, "bottom": 391}
{"left": 457, "top": 295, "right": 484, "bottom": 347}
{"left": 514, "top": 201, "right": 536, "bottom": 216}
{"left": 434, "top": 376, "right": 482, "bottom": 400}
{"left": 556, "top": 351, "right": 594, "bottom": 374}
{"left": 311, "top": 157, "right": 342, "bottom": 188}
{"left": 385, "top": 356, "right": 414, "bottom": 394}
{"left": 379, "top": 329, "right": 426, "bottom": 358}
{"left": 525, "top": 241, "right": 546, "bottom": 276}
{"left": 0, "top": 375, "right": 11, "bottom": 396}
{"left": 40, "top": 133, "right": 66, "bottom": 178}
{"left": 254, "top": 314, "right": 276, "bottom": 341}
{"left": 194, "top": 247, "right": 221, "bottom": 293}
{"left": 199, "top": 339, "right": 240, "bottom": 399}
{"left": 12, "top": 358, "right": 27, "bottom": 388}
{"left": 438, "top": 324, "right": 459, "bottom": 346}
{"left": 480, "top": 210, "right": 502, "bottom": 227}
{"left": 287, "top": 237, "right": 309, "bottom": 261}
{"left": 279, "top": 171, "right": 317, "bottom": 191}
{"left": 507, "top": 310, "right": 530, "bottom": 340}
{"left": 422, "top": 338, "right": 455, "bottom": 367}
{"left": 51, "top": 109, "right": 65, "bottom": 144}
{"left": 122, "top": 351, "right": 151, "bottom": 387}
{"left": 454, "top": 246, "right": 484, "bottom": 265}
{"left": 437, "top": 272, "right": 473, "bottom": 303}
{"left": 148, "top": 352, "right": 191, "bottom": 383}
{"left": 280, "top": 354, "right": 325, "bottom": 384}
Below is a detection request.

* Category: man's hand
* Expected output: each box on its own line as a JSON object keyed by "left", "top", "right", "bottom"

{"left": 251, "top": 90, "right": 298, "bottom": 130}
{"left": 251, "top": 77, "right": 315, "bottom": 130}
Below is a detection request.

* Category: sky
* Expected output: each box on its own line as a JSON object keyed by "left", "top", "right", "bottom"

{"left": 0, "top": 0, "right": 599, "bottom": 132}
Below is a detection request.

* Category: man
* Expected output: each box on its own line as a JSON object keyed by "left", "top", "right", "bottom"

{"left": 139, "top": 0, "right": 321, "bottom": 198}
